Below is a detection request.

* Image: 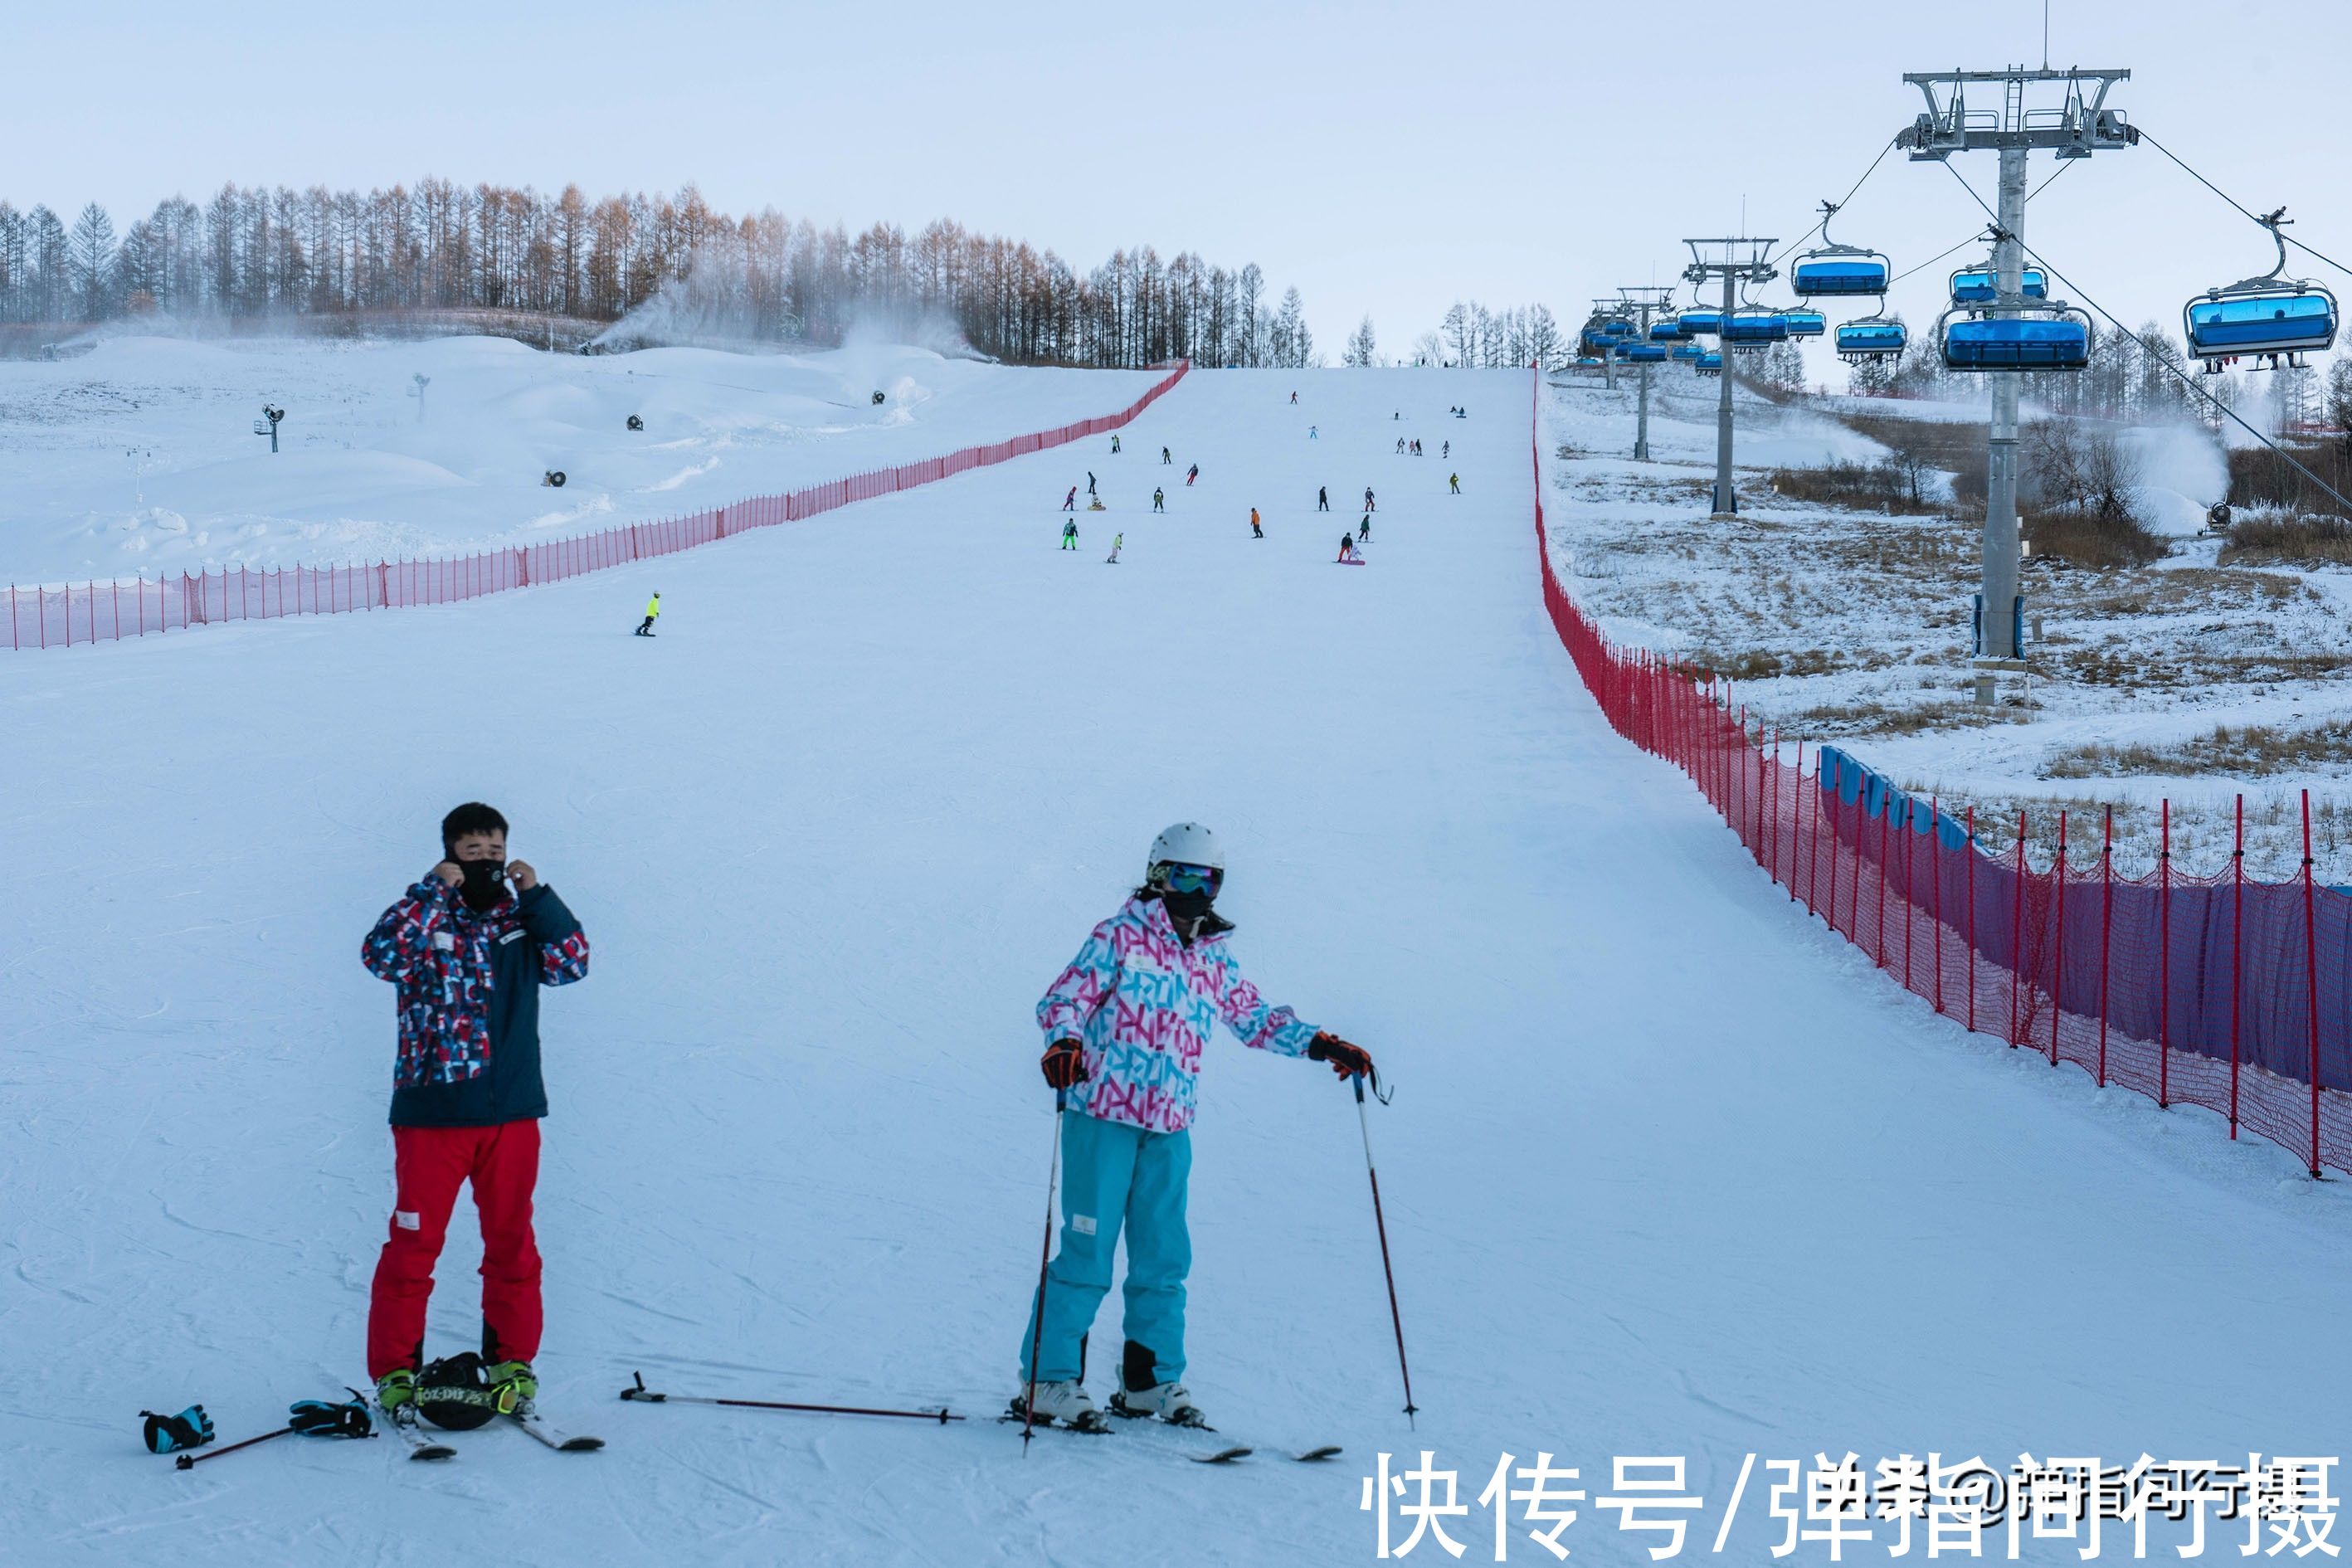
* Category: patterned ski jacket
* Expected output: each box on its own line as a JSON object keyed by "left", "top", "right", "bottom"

{"left": 1036, "top": 894, "right": 1317, "bottom": 1133}
{"left": 361, "top": 877, "right": 591, "bottom": 1127}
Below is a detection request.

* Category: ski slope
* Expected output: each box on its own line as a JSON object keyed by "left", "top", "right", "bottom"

{"left": 3, "top": 365, "right": 2348, "bottom": 1567}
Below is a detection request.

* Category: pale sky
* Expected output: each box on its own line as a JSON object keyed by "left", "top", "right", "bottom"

{"left": 7, "top": 1, "right": 2346, "bottom": 366}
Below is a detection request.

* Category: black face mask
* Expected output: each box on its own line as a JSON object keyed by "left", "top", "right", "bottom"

{"left": 456, "top": 858, "right": 509, "bottom": 913}
{"left": 1159, "top": 885, "right": 1215, "bottom": 926}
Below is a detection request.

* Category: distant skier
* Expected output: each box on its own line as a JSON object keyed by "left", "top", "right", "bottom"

{"left": 1063, "top": 487, "right": 1078, "bottom": 513}
{"left": 1308, "top": 426, "right": 1318, "bottom": 440}
{"left": 1449, "top": 473, "right": 1461, "bottom": 494}
{"left": 1456, "top": 407, "right": 1467, "bottom": 419}
{"left": 1249, "top": 507, "right": 1263, "bottom": 538}
{"left": 1442, "top": 440, "right": 1449, "bottom": 460}
{"left": 1395, "top": 437, "right": 1405, "bottom": 454}
{"left": 1358, "top": 514, "right": 1371, "bottom": 543}
{"left": 361, "top": 801, "right": 590, "bottom": 1428}
{"left": 1317, "top": 486, "right": 1329, "bottom": 512}
{"left": 1088, "top": 471, "right": 1098, "bottom": 497}
{"left": 1011, "top": 823, "right": 1376, "bottom": 1433}
{"left": 1152, "top": 488, "right": 1166, "bottom": 512}
{"left": 1289, "top": 391, "right": 1298, "bottom": 404}
{"left": 634, "top": 593, "right": 660, "bottom": 636}
{"left": 1363, "top": 488, "right": 1376, "bottom": 512}
{"left": 1161, "top": 446, "right": 1172, "bottom": 465}
{"left": 1062, "top": 520, "right": 1079, "bottom": 550}
{"left": 1106, "top": 532, "right": 1124, "bottom": 564}
{"left": 1186, "top": 464, "right": 1199, "bottom": 487}
{"left": 1111, "top": 435, "right": 1122, "bottom": 454}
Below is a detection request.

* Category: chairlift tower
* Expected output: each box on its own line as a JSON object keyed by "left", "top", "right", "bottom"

{"left": 1618, "top": 286, "right": 1678, "bottom": 462}
{"left": 1681, "top": 239, "right": 1777, "bottom": 515}
{"left": 1897, "top": 66, "right": 2135, "bottom": 668}
{"left": 1590, "top": 298, "right": 1623, "bottom": 392}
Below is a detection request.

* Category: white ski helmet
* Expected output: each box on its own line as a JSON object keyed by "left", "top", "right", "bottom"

{"left": 1147, "top": 821, "right": 1224, "bottom": 879}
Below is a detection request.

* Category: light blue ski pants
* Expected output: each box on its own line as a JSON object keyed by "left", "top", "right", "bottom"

{"left": 1018, "top": 1110, "right": 1191, "bottom": 1386}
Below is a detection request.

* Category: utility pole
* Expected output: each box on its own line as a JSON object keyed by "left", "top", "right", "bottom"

{"left": 1680, "top": 239, "right": 1777, "bottom": 515}
{"left": 1897, "top": 67, "right": 2134, "bottom": 681}
{"left": 1618, "top": 286, "right": 1678, "bottom": 462}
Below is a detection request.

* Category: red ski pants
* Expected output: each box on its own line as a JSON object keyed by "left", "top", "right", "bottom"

{"left": 366, "top": 1119, "right": 542, "bottom": 1380}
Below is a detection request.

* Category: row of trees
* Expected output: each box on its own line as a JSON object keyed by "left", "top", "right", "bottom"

{"left": 0, "top": 183, "right": 1323, "bottom": 368}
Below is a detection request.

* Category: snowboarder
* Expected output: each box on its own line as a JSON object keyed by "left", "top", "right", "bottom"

{"left": 1358, "top": 514, "right": 1371, "bottom": 543}
{"left": 1013, "top": 824, "right": 1376, "bottom": 1432}
{"left": 1337, "top": 533, "right": 1357, "bottom": 563}
{"left": 1317, "top": 486, "right": 1329, "bottom": 512}
{"left": 361, "top": 802, "right": 591, "bottom": 1427}
{"left": 1063, "top": 487, "right": 1078, "bottom": 513}
{"left": 1363, "top": 488, "right": 1376, "bottom": 512}
{"left": 1186, "top": 465, "right": 1199, "bottom": 487}
{"left": 1455, "top": 407, "right": 1467, "bottom": 419}
{"left": 1106, "top": 533, "right": 1123, "bottom": 564}
{"left": 1062, "top": 520, "right": 1080, "bottom": 550}
{"left": 1087, "top": 471, "right": 1098, "bottom": 497}
{"left": 1161, "top": 446, "right": 1171, "bottom": 465}
{"left": 1449, "top": 473, "right": 1461, "bottom": 494}
{"left": 1249, "top": 507, "right": 1263, "bottom": 538}
{"left": 634, "top": 593, "right": 660, "bottom": 636}
{"left": 1152, "top": 488, "right": 1166, "bottom": 513}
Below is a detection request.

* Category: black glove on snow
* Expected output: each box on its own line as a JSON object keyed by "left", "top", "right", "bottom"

{"left": 1040, "top": 1039, "right": 1089, "bottom": 1090}
{"left": 141, "top": 1405, "right": 214, "bottom": 1454}
{"left": 1308, "top": 1032, "right": 1377, "bottom": 1084}
{"left": 289, "top": 1392, "right": 375, "bottom": 1439}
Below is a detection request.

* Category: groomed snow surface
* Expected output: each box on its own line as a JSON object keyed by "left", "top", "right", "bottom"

{"left": 5, "top": 362, "right": 2350, "bottom": 1567}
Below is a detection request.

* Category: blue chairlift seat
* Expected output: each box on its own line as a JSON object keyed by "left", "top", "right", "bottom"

{"left": 1719, "top": 310, "right": 1790, "bottom": 345}
{"left": 1695, "top": 351, "right": 1724, "bottom": 374}
{"left": 1671, "top": 343, "right": 1705, "bottom": 361}
{"left": 1834, "top": 319, "right": 1908, "bottom": 360}
{"left": 1950, "top": 266, "right": 2048, "bottom": 304}
{"left": 1783, "top": 309, "right": 1826, "bottom": 338}
{"left": 1678, "top": 309, "right": 1723, "bottom": 336}
{"left": 2183, "top": 288, "right": 2339, "bottom": 362}
{"left": 1648, "top": 320, "right": 1687, "bottom": 342}
{"left": 1619, "top": 343, "right": 1668, "bottom": 363}
{"left": 1791, "top": 256, "right": 1890, "bottom": 297}
{"left": 1941, "top": 313, "right": 2090, "bottom": 372}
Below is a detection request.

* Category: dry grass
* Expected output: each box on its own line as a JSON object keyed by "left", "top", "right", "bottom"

{"left": 2020, "top": 509, "right": 2169, "bottom": 569}
{"left": 2219, "top": 513, "right": 2352, "bottom": 567}
{"left": 2043, "top": 719, "right": 2352, "bottom": 780}
{"left": 1765, "top": 460, "right": 1940, "bottom": 515}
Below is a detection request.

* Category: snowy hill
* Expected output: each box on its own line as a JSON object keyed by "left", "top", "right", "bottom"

{"left": 4, "top": 364, "right": 2349, "bottom": 1566}
{"left": 0, "top": 335, "right": 1163, "bottom": 585}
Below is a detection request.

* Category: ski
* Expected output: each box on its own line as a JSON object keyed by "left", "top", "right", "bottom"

{"left": 382, "top": 1411, "right": 456, "bottom": 1462}
{"left": 505, "top": 1408, "right": 603, "bottom": 1452}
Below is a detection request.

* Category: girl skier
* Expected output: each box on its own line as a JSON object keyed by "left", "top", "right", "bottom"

{"left": 1013, "top": 824, "right": 1375, "bottom": 1431}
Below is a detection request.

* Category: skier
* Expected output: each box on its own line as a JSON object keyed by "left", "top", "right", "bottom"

{"left": 1249, "top": 507, "right": 1263, "bottom": 538}
{"left": 1161, "top": 446, "right": 1171, "bottom": 465}
{"left": 362, "top": 802, "right": 591, "bottom": 1426}
{"left": 1363, "top": 488, "right": 1376, "bottom": 513}
{"left": 1012, "top": 824, "right": 1376, "bottom": 1431}
{"left": 1308, "top": 426, "right": 1318, "bottom": 440}
{"left": 1106, "top": 532, "right": 1123, "bottom": 564}
{"left": 1449, "top": 473, "right": 1461, "bottom": 494}
{"left": 634, "top": 593, "right": 660, "bottom": 637}
{"left": 1442, "top": 441, "right": 1449, "bottom": 460}
{"left": 1063, "top": 486, "right": 1078, "bottom": 513}
{"left": 1186, "top": 464, "right": 1199, "bottom": 487}
{"left": 1395, "top": 437, "right": 1405, "bottom": 454}
{"left": 1337, "top": 533, "right": 1357, "bottom": 563}
{"left": 1062, "top": 520, "right": 1080, "bottom": 551}
{"left": 1088, "top": 471, "right": 1098, "bottom": 497}
{"left": 1317, "top": 486, "right": 1329, "bottom": 513}
{"left": 1358, "top": 514, "right": 1371, "bottom": 543}
{"left": 1111, "top": 435, "right": 1122, "bottom": 454}
{"left": 1152, "top": 488, "right": 1166, "bottom": 513}
{"left": 1289, "top": 391, "right": 1298, "bottom": 404}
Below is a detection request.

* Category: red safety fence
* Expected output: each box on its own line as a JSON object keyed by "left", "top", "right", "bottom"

{"left": 6, "top": 362, "right": 1190, "bottom": 650}
{"left": 1527, "top": 369, "right": 2352, "bottom": 1178}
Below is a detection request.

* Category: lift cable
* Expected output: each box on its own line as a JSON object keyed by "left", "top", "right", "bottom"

{"left": 2137, "top": 129, "right": 2352, "bottom": 287}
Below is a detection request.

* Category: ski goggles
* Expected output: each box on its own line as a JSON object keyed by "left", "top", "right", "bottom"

{"left": 1157, "top": 863, "right": 1221, "bottom": 896}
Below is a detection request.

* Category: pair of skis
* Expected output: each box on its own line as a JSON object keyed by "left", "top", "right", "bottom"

{"left": 999, "top": 1400, "right": 1340, "bottom": 1467}
{"left": 380, "top": 1404, "right": 602, "bottom": 1462}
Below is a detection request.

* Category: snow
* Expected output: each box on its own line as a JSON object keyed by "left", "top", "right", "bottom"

{"left": 0, "top": 334, "right": 1164, "bottom": 586}
{"left": 6, "top": 363, "right": 2350, "bottom": 1566}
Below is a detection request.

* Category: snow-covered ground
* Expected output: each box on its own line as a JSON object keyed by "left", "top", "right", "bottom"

{"left": 1541, "top": 370, "right": 2352, "bottom": 877}
{"left": 6, "top": 363, "right": 2349, "bottom": 1566}
{"left": 0, "top": 334, "right": 1163, "bottom": 586}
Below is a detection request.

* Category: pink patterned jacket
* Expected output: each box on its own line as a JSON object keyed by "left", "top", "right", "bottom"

{"left": 1036, "top": 894, "right": 1319, "bottom": 1132}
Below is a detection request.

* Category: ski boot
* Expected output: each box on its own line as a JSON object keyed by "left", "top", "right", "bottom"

{"left": 1109, "top": 1381, "right": 1208, "bottom": 1428}
{"left": 375, "top": 1368, "right": 418, "bottom": 1426}
{"left": 1009, "top": 1379, "right": 1108, "bottom": 1434}
{"left": 486, "top": 1360, "right": 538, "bottom": 1416}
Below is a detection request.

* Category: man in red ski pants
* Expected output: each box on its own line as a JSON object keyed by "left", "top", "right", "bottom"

{"left": 360, "top": 802, "right": 590, "bottom": 1424}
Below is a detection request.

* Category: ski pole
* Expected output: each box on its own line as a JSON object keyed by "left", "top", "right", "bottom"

{"left": 173, "top": 1423, "right": 296, "bottom": 1470}
{"left": 1020, "top": 1087, "right": 1066, "bottom": 1454}
{"left": 622, "top": 1372, "right": 961, "bottom": 1424}
{"left": 1353, "top": 1072, "right": 1419, "bottom": 1428}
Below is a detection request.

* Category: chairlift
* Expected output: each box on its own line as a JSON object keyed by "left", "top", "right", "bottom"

{"left": 1619, "top": 343, "right": 1668, "bottom": 363}
{"left": 1719, "top": 309, "right": 1790, "bottom": 345}
{"left": 1648, "top": 319, "right": 1688, "bottom": 342}
{"left": 1678, "top": 309, "right": 1723, "bottom": 337}
{"left": 1949, "top": 265, "right": 2048, "bottom": 304}
{"left": 1783, "top": 309, "right": 1827, "bottom": 339}
{"left": 1834, "top": 317, "right": 1909, "bottom": 363}
{"left": 1671, "top": 343, "right": 1707, "bottom": 362}
{"left": 1695, "top": 350, "right": 1724, "bottom": 376}
{"left": 1790, "top": 202, "right": 1892, "bottom": 298}
{"left": 1938, "top": 305, "right": 2092, "bottom": 372}
{"left": 2182, "top": 207, "right": 2340, "bottom": 371}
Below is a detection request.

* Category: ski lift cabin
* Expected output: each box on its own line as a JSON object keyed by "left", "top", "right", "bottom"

{"left": 1783, "top": 309, "right": 1827, "bottom": 338}
{"left": 1950, "top": 265, "right": 2047, "bottom": 304}
{"left": 2182, "top": 209, "right": 2339, "bottom": 370}
{"left": 1939, "top": 308, "right": 2091, "bottom": 372}
{"left": 1834, "top": 319, "right": 1908, "bottom": 363}
{"left": 1790, "top": 201, "right": 1892, "bottom": 298}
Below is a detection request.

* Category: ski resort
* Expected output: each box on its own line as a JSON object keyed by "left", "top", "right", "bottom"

{"left": 4, "top": 7, "right": 2350, "bottom": 1566}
